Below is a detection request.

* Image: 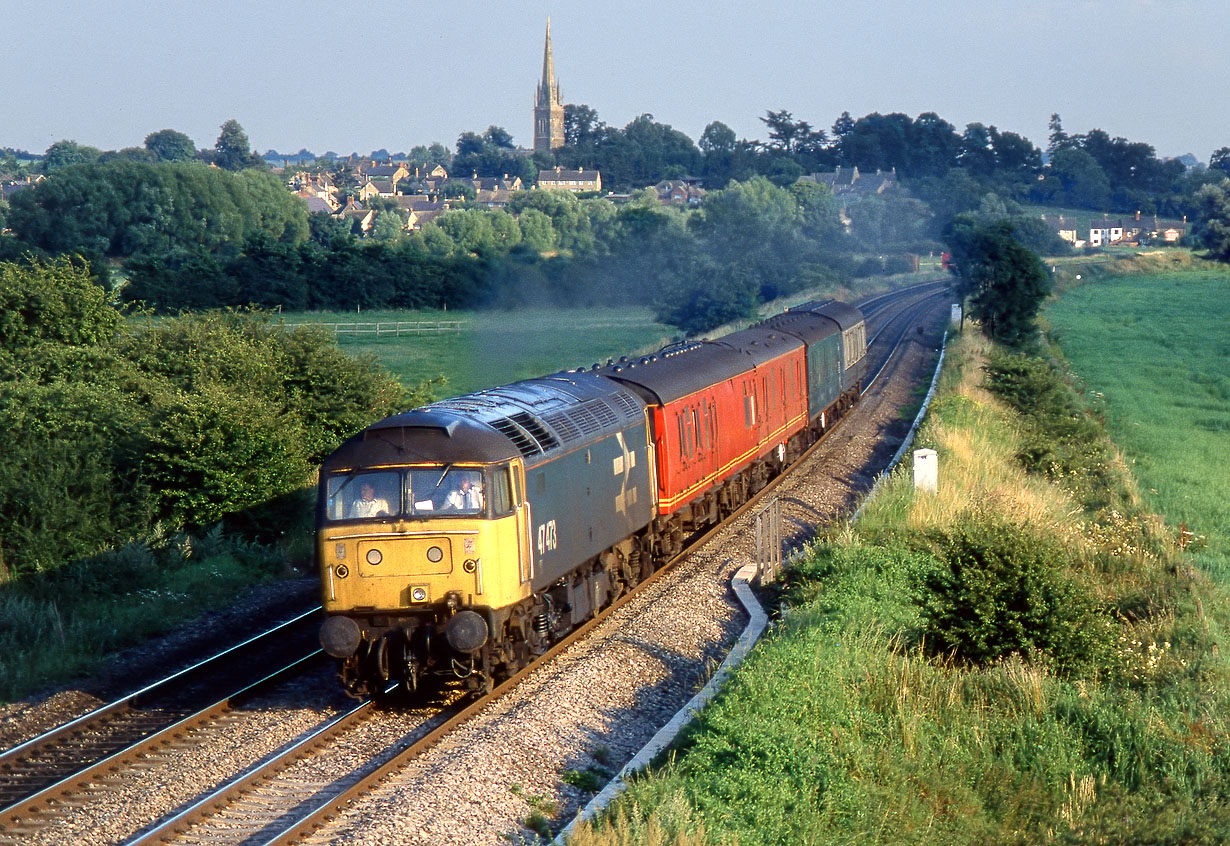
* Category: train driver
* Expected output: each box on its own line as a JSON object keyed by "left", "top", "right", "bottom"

{"left": 444, "top": 472, "right": 484, "bottom": 513}
{"left": 351, "top": 482, "right": 391, "bottom": 518}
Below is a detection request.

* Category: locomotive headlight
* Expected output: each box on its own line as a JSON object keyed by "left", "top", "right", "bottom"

{"left": 463, "top": 559, "right": 477, "bottom": 573}
{"left": 335, "top": 564, "right": 349, "bottom": 579}
{"left": 365, "top": 548, "right": 383, "bottom": 566}
{"left": 426, "top": 546, "right": 444, "bottom": 563}
{"left": 411, "top": 586, "right": 428, "bottom": 602}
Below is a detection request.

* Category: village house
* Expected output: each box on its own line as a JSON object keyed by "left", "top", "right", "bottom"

{"left": 1042, "top": 214, "right": 1084, "bottom": 248}
{"left": 0, "top": 173, "right": 44, "bottom": 201}
{"left": 462, "top": 174, "right": 524, "bottom": 208}
{"left": 653, "top": 179, "right": 706, "bottom": 207}
{"left": 394, "top": 195, "right": 450, "bottom": 230}
{"left": 358, "top": 178, "right": 396, "bottom": 199}
{"left": 336, "top": 198, "right": 374, "bottom": 235}
{"left": 536, "top": 166, "right": 601, "bottom": 193}
{"left": 1123, "top": 211, "right": 1188, "bottom": 244}
{"left": 1043, "top": 212, "right": 1188, "bottom": 248}
{"left": 800, "top": 166, "right": 899, "bottom": 197}
{"left": 1088, "top": 216, "right": 1126, "bottom": 248}
{"left": 361, "top": 162, "right": 410, "bottom": 189}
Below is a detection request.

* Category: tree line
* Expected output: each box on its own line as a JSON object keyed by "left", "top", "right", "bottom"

{"left": 0, "top": 258, "right": 417, "bottom": 577}
{"left": 4, "top": 109, "right": 1230, "bottom": 338}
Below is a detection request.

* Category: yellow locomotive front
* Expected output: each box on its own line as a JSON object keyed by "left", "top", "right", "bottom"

{"left": 316, "top": 411, "right": 533, "bottom": 696}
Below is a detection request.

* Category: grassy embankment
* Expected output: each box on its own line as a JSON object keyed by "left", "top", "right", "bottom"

{"left": 569, "top": 268, "right": 1230, "bottom": 844}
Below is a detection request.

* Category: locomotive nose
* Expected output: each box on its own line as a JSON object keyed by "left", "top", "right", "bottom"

{"left": 320, "top": 615, "right": 363, "bottom": 657}
{"left": 445, "top": 609, "right": 489, "bottom": 653}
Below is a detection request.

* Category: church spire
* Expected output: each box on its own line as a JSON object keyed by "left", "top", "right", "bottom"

{"left": 541, "top": 18, "right": 555, "bottom": 100}
{"left": 533, "top": 18, "right": 564, "bottom": 153}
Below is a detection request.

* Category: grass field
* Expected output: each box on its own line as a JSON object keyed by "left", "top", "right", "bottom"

{"left": 1045, "top": 269, "right": 1230, "bottom": 581}
{"left": 282, "top": 307, "right": 675, "bottom": 397}
{"left": 570, "top": 327, "right": 1230, "bottom": 845}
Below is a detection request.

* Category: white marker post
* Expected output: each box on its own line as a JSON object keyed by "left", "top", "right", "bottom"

{"left": 913, "top": 448, "right": 938, "bottom": 493}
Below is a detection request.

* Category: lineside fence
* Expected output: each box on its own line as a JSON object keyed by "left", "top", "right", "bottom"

{"left": 753, "top": 497, "right": 783, "bottom": 587}
{"left": 281, "top": 320, "right": 468, "bottom": 338}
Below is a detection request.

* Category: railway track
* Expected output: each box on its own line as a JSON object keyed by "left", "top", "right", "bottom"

{"left": 0, "top": 611, "right": 323, "bottom": 842}
{"left": 132, "top": 288, "right": 952, "bottom": 846}
{"left": 0, "top": 285, "right": 951, "bottom": 845}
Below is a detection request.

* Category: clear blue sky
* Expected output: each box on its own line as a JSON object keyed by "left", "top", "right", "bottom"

{"left": 4, "top": 0, "right": 1227, "bottom": 163}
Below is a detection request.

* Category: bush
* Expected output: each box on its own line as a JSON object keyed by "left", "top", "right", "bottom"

{"left": 916, "top": 515, "right": 1113, "bottom": 675}
{"left": 983, "top": 349, "right": 1128, "bottom": 510}
{"left": 0, "top": 260, "right": 407, "bottom": 577}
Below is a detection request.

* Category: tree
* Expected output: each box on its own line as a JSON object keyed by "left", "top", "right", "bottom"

{"left": 7, "top": 161, "right": 308, "bottom": 259}
{"left": 1193, "top": 179, "right": 1230, "bottom": 262}
{"left": 452, "top": 127, "right": 533, "bottom": 180}
{"left": 958, "top": 123, "right": 997, "bottom": 177}
{"left": 144, "top": 129, "right": 197, "bottom": 162}
{"left": 908, "top": 112, "right": 962, "bottom": 178}
{"left": 564, "top": 104, "right": 605, "bottom": 146}
{"left": 564, "top": 114, "right": 701, "bottom": 190}
{"left": 517, "top": 208, "right": 556, "bottom": 253}
{"left": 945, "top": 217, "right": 1052, "bottom": 347}
{"left": 214, "top": 119, "right": 262, "bottom": 171}
{"left": 1043, "top": 147, "right": 1111, "bottom": 209}
{"left": 837, "top": 112, "right": 913, "bottom": 173}
{"left": 1046, "top": 113, "right": 1069, "bottom": 154}
{"left": 484, "top": 125, "right": 515, "bottom": 149}
{"left": 1209, "top": 147, "right": 1230, "bottom": 178}
{"left": 369, "top": 211, "right": 405, "bottom": 242}
{"left": 699, "top": 121, "right": 756, "bottom": 188}
{"left": 989, "top": 127, "right": 1042, "bottom": 190}
{"left": 699, "top": 121, "right": 736, "bottom": 155}
{"left": 830, "top": 112, "right": 856, "bottom": 162}
{"left": 42, "top": 140, "right": 102, "bottom": 170}
{"left": 758, "top": 109, "right": 830, "bottom": 173}
{"left": 0, "top": 257, "right": 119, "bottom": 353}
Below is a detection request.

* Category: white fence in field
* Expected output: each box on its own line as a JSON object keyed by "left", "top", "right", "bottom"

{"left": 285, "top": 320, "right": 468, "bottom": 338}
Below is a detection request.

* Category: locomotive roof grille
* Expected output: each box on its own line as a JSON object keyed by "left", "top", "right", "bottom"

{"left": 512, "top": 412, "right": 559, "bottom": 452}
{"left": 610, "top": 390, "right": 641, "bottom": 418}
{"left": 488, "top": 411, "right": 561, "bottom": 458}
{"left": 541, "top": 397, "right": 624, "bottom": 444}
{"left": 541, "top": 410, "right": 581, "bottom": 442}
{"left": 488, "top": 418, "right": 539, "bottom": 456}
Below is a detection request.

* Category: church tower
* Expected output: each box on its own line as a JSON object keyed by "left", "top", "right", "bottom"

{"left": 533, "top": 19, "right": 565, "bottom": 153}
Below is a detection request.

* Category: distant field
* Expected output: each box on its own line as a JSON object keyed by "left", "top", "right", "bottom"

{"left": 283, "top": 307, "right": 675, "bottom": 397}
{"left": 1046, "top": 269, "right": 1230, "bottom": 580}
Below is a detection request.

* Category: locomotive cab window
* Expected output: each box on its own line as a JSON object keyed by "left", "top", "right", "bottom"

{"left": 323, "top": 465, "right": 492, "bottom": 522}
{"left": 326, "top": 471, "right": 399, "bottom": 520}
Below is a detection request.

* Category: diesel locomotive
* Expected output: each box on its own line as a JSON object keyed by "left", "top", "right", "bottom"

{"left": 316, "top": 300, "right": 866, "bottom": 697}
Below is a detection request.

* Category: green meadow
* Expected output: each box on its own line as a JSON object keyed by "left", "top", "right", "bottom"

{"left": 282, "top": 306, "right": 675, "bottom": 397}
{"left": 1045, "top": 269, "right": 1230, "bottom": 582}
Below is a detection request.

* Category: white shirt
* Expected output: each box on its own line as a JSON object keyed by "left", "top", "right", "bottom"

{"left": 446, "top": 487, "right": 483, "bottom": 512}
{"left": 352, "top": 496, "right": 390, "bottom": 518}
